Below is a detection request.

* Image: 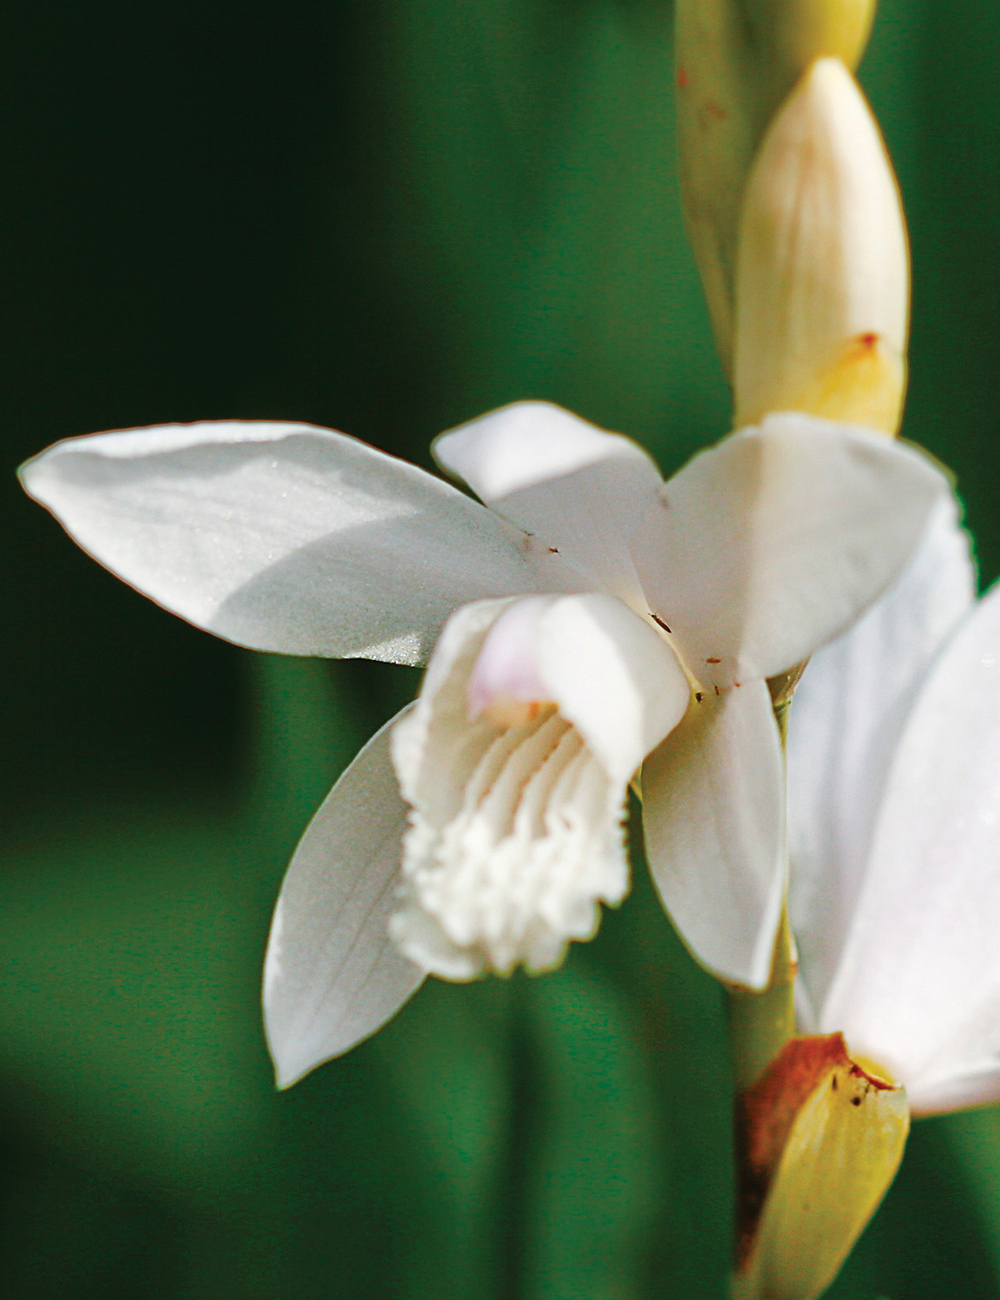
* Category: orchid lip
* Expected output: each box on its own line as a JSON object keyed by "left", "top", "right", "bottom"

{"left": 475, "top": 699, "right": 555, "bottom": 728}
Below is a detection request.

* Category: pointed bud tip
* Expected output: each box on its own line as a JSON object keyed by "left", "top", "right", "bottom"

{"left": 674, "top": 2, "right": 879, "bottom": 374}
{"left": 734, "top": 59, "right": 909, "bottom": 436}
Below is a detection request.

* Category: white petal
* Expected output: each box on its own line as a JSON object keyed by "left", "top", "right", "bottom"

{"left": 630, "top": 414, "right": 948, "bottom": 690}
{"left": 392, "top": 599, "right": 516, "bottom": 812}
{"left": 788, "top": 496, "right": 975, "bottom": 1025}
{"left": 898, "top": 1066, "right": 1000, "bottom": 1117}
{"left": 263, "top": 708, "right": 425, "bottom": 1088}
{"left": 820, "top": 583, "right": 1000, "bottom": 1111}
{"left": 535, "top": 593, "right": 691, "bottom": 786}
{"left": 390, "top": 599, "right": 634, "bottom": 978}
{"left": 20, "top": 420, "right": 553, "bottom": 663}
{"left": 434, "top": 400, "right": 659, "bottom": 501}
{"left": 467, "top": 593, "right": 690, "bottom": 785}
{"left": 642, "top": 679, "right": 785, "bottom": 989}
{"left": 434, "top": 401, "right": 663, "bottom": 606}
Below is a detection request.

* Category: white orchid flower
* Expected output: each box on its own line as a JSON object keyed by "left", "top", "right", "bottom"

{"left": 20, "top": 401, "right": 946, "bottom": 1087}
{"left": 788, "top": 494, "right": 1000, "bottom": 1114}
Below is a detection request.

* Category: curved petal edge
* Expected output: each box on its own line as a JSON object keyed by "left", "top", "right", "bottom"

{"left": 642, "top": 679, "right": 785, "bottom": 989}
{"left": 263, "top": 706, "right": 425, "bottom": 1088}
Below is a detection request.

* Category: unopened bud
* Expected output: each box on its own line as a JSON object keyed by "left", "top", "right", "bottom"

{"left": 734, "top": 59, "right": 908, "bottom": 434}
{"left": 675, "top": 0, "right": 877, "bottom": 373}
{"left": 733, "top": 1034, "right": 909, "bottom": 1300}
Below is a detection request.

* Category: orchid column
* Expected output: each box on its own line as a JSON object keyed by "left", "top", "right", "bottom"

{"left": 677, "top": 2, "right": 916, "bottom": 1298}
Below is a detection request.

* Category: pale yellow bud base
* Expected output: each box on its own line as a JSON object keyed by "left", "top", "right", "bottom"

{"left": 731, "top": 1034, "right": 909, "bottom": 1300}
{"left": 736, "top": 333, "right": 907, "bottom": 437}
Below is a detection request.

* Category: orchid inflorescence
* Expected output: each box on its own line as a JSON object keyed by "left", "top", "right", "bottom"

{"left": 18, "top": 2, "right": 1000, "bottom": 1297}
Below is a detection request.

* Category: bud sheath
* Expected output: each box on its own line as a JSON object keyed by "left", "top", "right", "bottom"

{"left": 733, "top": 1034, "right": 909, "bottom": 1300}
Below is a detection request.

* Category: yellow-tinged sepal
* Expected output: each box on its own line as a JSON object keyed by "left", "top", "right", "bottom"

{"left": 733, "top": 1033, "right": 909, "bottom": 1300}
{"left": 675, "top": 0, "right": 877, "bottom": 373}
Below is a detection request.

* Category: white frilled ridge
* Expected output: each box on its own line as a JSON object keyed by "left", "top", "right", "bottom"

{"left": 19, "top": 400, "right": 954, "bottom": 1084}
{"left": 389, "top": 594, "right": 690, "bottom": 979}
{"left": 392, "top": 705, "right": 624, "bottom": 979}
{"left": 789, "top": 497, "right": 1000, "bottom": 1114}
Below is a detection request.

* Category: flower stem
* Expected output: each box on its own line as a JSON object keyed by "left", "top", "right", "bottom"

{"left": 725, "top": 666, "right": 803, "bottom": 1090}
{"left": 725, "top": 908, "right": 798, "bottom": 1090}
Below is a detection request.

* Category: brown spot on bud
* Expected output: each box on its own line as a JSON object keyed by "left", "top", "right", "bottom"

{"left": 734, "top": 1033, "right": 907, "bottom": 1294}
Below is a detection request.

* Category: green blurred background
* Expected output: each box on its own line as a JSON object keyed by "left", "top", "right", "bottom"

{"left": 4, "top": 1, "right": 1000, "bottom": 1296}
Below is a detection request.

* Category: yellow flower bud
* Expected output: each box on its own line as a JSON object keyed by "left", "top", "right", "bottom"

{"left": 675, "top": 0, "right": 877, "bottom": 374}
{"left": 733, "top": 58, "right": 908, "bottom": 435}
{"left": 733, "top": 1034, "right": 909, "bottom": 1300}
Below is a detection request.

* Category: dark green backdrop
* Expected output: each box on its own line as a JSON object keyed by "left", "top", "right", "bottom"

{"left": 4, "top": 2, "right": 1000, "bottom": 1296}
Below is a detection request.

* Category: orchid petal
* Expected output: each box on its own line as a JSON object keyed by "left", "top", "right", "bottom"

{"left": 434, "top": 400, "right": 659, "bottom": 502}
{"left": 20, "top": 420, "right": 552, "bottom": 664}
{"left": 535, "top": 594, "right": 691, "bottom": 786}
{"left": 642, "top": 679, "right": 785, "bottom": 989}
{"left": 390, "top": 598, "right": 638, "bottom": 978}
{"left": 788, "top": 497, "right": 975, "bottom": 1027}
{"left": 896, "top": 1066, "right": 1000, "bottom": 1118}
{"left": 392, "top": 598, "right": 515, "bottom": 815}
{"left": 465, "top": 592, "right": 690, "bottom": 786}
{"left": 467, "top": 597, "right": 553, "bottom": 724}
{"left": 630, "top": 414, "right": 948, "bottom": 690}
{"left": 434, "top": 401, "right": 663, "bottom": 606}
{"left": 263, "top": 707, "right": 425, "bottom": 1089}
{"left": 820, "top": 583, "right": 1000, "bottom": 1111}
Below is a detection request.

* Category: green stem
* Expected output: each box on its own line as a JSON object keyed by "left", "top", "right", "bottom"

{"left": 725, "top": 908, "right": 797, "bottom": 1091}
{"left": 724, "top": 663, "right": 804, "bottom": 1090}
